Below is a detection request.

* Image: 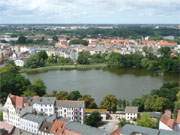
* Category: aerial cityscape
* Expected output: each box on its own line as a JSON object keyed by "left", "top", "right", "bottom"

{"left": 0, "top": 0, "right": 180, "bottom": 135}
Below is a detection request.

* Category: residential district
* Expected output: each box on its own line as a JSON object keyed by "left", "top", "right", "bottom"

{"left": 0, "top": 94, "right": 180, "bottom": 135}
{"left": 0, "top": 36, "right": 180, "bottom": 66}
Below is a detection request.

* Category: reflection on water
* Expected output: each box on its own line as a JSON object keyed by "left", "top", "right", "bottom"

{"left": 25, "top": 68, "right": 179, "bottom": 104}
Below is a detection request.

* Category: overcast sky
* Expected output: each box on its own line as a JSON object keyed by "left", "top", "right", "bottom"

{"left": 0, "top": 0, "right": 180, "bottom": 24}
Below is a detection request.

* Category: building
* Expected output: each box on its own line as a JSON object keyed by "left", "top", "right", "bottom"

{"left": 111, "top": 124, "right": 180, "bottom": 135}
{"left": 19, "top": 113, "right": 45, "bottom": 134}
{"left": 159, "top": 110, "right": 174, "bottom": 131}
{"left": 176, "top": 110, "right": 180, "bottom": 131}
{"left": 32, "top": 97, "right": 56, "bottom": 116}
{"left": 125, "top": 106, "right": 138, "bottom": 121}
{"left": 2, "top": 94, "right": 85, "bottom": 134}
{"left": 56, "top": 100, "right": 84, "bottom": 124}
{"left": 159, "top": 110, "right": 180, "bottom": 132}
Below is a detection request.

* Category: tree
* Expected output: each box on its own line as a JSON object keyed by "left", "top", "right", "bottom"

{"left": 77, "top": 51, "right": 90, "bottom": 64}
{"left": 17, "top": 36, "right": 27, "bottom": 44}
{"left": 69, "top": 39, "right": 89, "bottom": 46}
{"left": 0, "top": 112, "right": 3, "bottom": 121}
{"left": 107, "top": 52, "right": 121, "bottom": 66}
{"left": 68, "top": 91, "right": 82, "bottom": 100}
{"left": 150, "top": 82, "right": 180, "bottom": 110}
{"left": 158, "top": 47, "right": 171, "bottom": 57}
{"left": 0, "top": 69, "right": 31, "bottom": 103}
{"left": 100, "top": 95, "right": 118, "bottom": 113}
{"left": 175, "top": 91, "right": 180, "bottom": 112}
{"left": 52, "top": 36, "right": 59, "bottom": 42}
{"left": 118, "top": 118, "right": 131, "bottom": 127}
{"left": 23, "top": 89, "right": 37, "bottom": 96}
{"left": 85, "top": 111, "right": 102, "bottom": 127}
{"left": 38, "top": 51, "right": 48, "bottom": 61}
{"left": 32, "top": 79, "right": 46, "bottom": 96}
{"left": 137, "top": 113, "right": 157, "bottom": 128}
{"left": 132, "top": 97, "right": 146, "bottom": 112}
{"left": 118, "top": 99, "right": 130, "bottom": 110}
{"left": 56, "top": 91, "right": 69, "bottom": 100}
{"left": 79, "top": 95, "right": 97, "bottom": 108}
{"left": 144, "top": 95, "right": 167, "bottom": 111}
{"left": 25, "top": 51, "right": 48, "bottom": 68}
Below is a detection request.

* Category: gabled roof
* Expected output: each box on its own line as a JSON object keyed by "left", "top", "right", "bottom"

{"left": 160, "top": 114, "right": 175, "bottom": 129}
{"left": 22, "top": 113, "right": 45, "bottom": 126}
{"left": 33, "top": 97, "right": 56, "bottom": 105}
{"left": 158, "top": 40, "right": 177, "bottom": 46}
{"left": 111, "top": 128, "right": 121, "bottom": 135}
{"left": 50, "top": 119, "right": 66, "bottom": 135}
{"left": 66, "top": 122, "right": 108, "bottom": 135}
{"left": 121, "top": 124, "right": 159, "bottom": 135}
{"left": 125, "top": 106, "right": 138, "bottom": 113}
{"left": 56, "top": 100, "right": 85, "bottom": 108}
{"left": 9, "top": 94, "right": 24, "bottom": 109}
{"left": 159, "top": 129, "right": 180, "bottom": 135}
{"left": 39, "top": 121, "right": 52, "bottom": 133}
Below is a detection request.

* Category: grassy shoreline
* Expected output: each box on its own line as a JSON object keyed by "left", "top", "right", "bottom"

{"left": 21, "top": 64, "right": 107, "bottom": 74}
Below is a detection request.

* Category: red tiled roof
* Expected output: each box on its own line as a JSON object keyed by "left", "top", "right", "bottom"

{"left": 159, "top": 40, "right": 177, "bottom": 46}
{"left": 0, "top": 121, "right": 14, "bottom": 133}
{"left": 160, "top": 114, "right": 175, "bottom": 129}
{"left": 50, "top": 120, "right": 65, "bottom": 135}
{"left": 10, "top": 94, "right": 24, "bottom": 109}
{"left": 111, "top": 128, "right": 121, "bottom": 135}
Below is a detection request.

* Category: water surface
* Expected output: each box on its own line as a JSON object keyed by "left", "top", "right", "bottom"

{"left": 26, "top": 69, "right": 179, "bottom": 104}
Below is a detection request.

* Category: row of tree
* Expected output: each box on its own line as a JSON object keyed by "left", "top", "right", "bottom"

{"left": 132, "top": 82, "right": 180, "bottom": 112}
{"left": 25, "top": 51, "right": 73, "bottom": 68}
{"left": 78, "top": 47, "right": 180, "bottom": 73}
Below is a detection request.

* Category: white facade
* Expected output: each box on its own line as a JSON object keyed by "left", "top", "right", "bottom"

{"left": 125, "top": 112, "right": 138, "bottom": 121}
{"left": 3, "top": 96, "right": 20, "bottom": 127}
{"left": 19, "top": 118, "right": 39, "bottom": 134}
{"left": 33, "top": 103, "right": 55, "bottom": 116}
{"left": 2, "top": 95, "right": 85, "bottom": 134}
{"left": 57, "top": 106, "right": 84, "bottom": 124}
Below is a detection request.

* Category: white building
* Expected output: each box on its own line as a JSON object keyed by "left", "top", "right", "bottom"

{"left": 19, "top": 114, "right": 45, "bottom": 134}
{"left": 32, "top": 97, "right": 56, "bottom": 116}
{"left": 56, "top": 100, "right": 84, "bottom": 124}
{"left": 125, "top": 106, "right": 138, "bottom": 121}
{"left": 3, "top": 95, "right": 22, "bottom": 127}
{"left": 2, "top": 94, "right": 85, "bottom": 134}
{"left": 159, "top": 110, "right": 174, "bottom": 131}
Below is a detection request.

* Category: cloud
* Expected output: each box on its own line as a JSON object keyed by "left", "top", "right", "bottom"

{"left": 0, "top": 0, "right": 180, "bottom": 23}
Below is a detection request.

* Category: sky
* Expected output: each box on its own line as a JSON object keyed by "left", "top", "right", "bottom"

{"left": 0, "top": 0, "right": 180, "bottom": 24}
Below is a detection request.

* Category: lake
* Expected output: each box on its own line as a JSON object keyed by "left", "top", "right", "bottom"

{"left": 25, "top": 68, "right": 179, "bottom": 104}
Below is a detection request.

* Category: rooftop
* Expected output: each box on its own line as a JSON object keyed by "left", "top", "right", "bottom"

{"left": 33, "top": 97, "right": 56, "bottom": 105}
{"left": 160, "top": 113, "right": 175, "bottom": 129}
{"left": 56, "top": 100, "right": 85, "bottom": 108}
{"left": 22, "top": 113, "right": 45, "bottom": 125}
{"left": 9, "top": 94, "right": 25, "bottom": 109}
{"left": 66, "top": 122, "right": 108, "bottom": 135}
{"left": 121, "top": 124, "right": 159, "bottom": 135}
{"left": 125, "top": 106, "right": 138, "bottom": 113}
